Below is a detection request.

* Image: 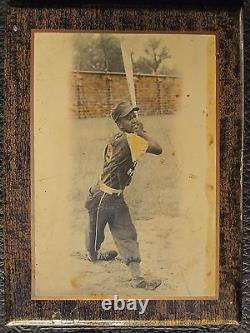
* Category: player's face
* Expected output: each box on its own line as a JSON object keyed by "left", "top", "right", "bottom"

{"left": 117, "top": 111, "right": 139, "bottom": 133}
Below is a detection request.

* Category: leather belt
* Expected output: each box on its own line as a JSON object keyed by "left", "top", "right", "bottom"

{"left": 98, "top": 178, "right": 123, "bottom": 196}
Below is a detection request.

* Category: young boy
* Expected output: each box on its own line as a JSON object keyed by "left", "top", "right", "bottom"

{"left": 85, "top": 101, "right": 162, "bottom": 290}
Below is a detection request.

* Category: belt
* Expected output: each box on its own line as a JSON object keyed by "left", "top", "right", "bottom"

{"left": 98, "top": 178, "right": 123, "bottom": 196}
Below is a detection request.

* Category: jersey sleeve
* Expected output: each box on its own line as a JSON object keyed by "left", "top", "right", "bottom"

{"left": 126, "top": 133, "right": 149, "bottom": 162}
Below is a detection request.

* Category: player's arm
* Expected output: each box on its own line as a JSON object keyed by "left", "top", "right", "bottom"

{"left": 140, "top": 132, "right": 162, "bottom": 155}
{"left": 133, "top": 122, "right": 162, "bottom": 155}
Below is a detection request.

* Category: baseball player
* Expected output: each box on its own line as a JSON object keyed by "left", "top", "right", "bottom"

{"left": 85, "top": 101, "right": 162, "bottom": 290}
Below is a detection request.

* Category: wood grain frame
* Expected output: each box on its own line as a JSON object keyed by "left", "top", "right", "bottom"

{"left": 1, "top": 0, "right": 250, "bottom": 331}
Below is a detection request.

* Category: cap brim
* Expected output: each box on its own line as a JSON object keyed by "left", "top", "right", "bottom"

{"left": 119, "top": 106, "right": 139, "bottom": 118}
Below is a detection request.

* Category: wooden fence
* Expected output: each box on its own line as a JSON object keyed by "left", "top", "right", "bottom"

{"left": 71, "top": 71, "right": 182, "bottom": 118}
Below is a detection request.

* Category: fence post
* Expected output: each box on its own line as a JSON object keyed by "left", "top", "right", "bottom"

{"left": 106, "top": 75, "right": 112, "bottom": 111}
{"left": 157, "top": 78, "right": 162, "bottom": 114}
{"left": 134, "top": 75, "right": 139, "bottom": 107}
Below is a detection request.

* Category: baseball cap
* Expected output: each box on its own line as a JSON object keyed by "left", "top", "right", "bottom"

{"left": 111, "top": 101, "right": 139, "bottom": 122}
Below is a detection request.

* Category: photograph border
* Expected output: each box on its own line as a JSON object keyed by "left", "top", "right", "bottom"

{"left": 30, "top": 29, "right": 220, "bottom": 302}
{"left": 1, "top": 0, "right": 249, "bottom": 331}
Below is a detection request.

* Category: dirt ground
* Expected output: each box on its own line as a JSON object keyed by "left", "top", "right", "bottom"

{"left": 34, "top": 115, "right": 217, "bottom": 300}
{"left": 68, "top": 213, "right": 206, "bottom": 299}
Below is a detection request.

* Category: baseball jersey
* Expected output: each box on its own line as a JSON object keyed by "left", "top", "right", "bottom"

{"left": 101, "top": 132, "right": 148, "bottom": 190}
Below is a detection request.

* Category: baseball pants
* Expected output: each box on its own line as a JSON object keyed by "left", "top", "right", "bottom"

{"left": 85, "top": 185, "right": 141, "bottom": 265}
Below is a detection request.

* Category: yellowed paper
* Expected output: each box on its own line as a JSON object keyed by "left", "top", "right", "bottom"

{"left": 32, "top": 32, "right": 218, "bottom": 300}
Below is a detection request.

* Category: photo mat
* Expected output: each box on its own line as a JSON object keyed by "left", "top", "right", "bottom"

{"left": 32, "top": 31, "right": 218, "bottom": 300}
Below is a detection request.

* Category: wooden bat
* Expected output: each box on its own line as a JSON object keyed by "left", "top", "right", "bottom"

{"left": 120, "top": 38, "right": 137, "bottom": 108}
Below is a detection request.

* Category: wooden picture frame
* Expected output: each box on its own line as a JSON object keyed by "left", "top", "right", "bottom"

{"left": 1, "top": 0, "right": 250, "bottom": 331}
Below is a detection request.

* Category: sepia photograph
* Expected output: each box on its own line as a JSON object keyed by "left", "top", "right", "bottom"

{"left": 32, "top": 32, "right": 218, "bottom": 300}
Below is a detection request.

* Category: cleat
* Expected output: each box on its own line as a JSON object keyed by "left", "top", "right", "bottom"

{"left": 97, "top": 250, "right": 118, "bottom": 261}
{"left": 130, "top": 277, "right": 146, "bottom": 288}
{"left": 130, "top": 277, "right": 161, "bottom": 290}
{"left": 78, "top": 250, "right": 118, "bottom": 262}
{"left": 145, "top": 279, "right": 162, "bottom": 290}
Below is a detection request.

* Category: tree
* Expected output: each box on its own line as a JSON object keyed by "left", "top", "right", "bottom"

{"left": 73, "top": 35, "right": 179, "bottom": 76}
{"left": 73, "top": 34, "right": 125, "bottom": 72}
{"left": 133, "top": 38, "right": 171, "bottom": 75}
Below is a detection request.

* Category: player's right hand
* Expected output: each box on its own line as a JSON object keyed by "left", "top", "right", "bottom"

{"left": 132, "top": 121, "right": 144, "bottom": 135}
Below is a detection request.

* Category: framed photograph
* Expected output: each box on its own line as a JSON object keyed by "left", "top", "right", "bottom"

{"left": 32, "top": 31, "right": 218, "bottom": 302}
{"left": 1, "top": 0, "right": 250, "bottom": 331}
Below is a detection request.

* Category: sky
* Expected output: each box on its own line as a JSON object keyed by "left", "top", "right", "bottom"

{"left": 72, "top": 32, "right": 215, "bottom": 75}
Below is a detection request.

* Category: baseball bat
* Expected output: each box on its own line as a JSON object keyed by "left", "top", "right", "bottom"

{"left": 120, "top": 38, "right": 137, "bottom": 107}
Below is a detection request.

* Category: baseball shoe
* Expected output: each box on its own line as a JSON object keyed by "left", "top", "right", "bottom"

{"left": 84, "top": 250, "right": 118, "bottom": 262}
{"left": 97, "top": 250, "right": 118, "bottom": 261}
{"left": 81, "top": 251, "right": 118, "bottom": 262}
{"left": 130, "top": 277, "right": 162, "bottom": 290}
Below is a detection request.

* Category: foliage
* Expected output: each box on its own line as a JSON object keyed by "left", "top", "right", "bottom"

{"left": 73, "top": 34, "right": 125, "bottom": 72}
{"left": 133, "top": 38, "right": 171, "bottom": 75}
{"left": 73, "top": 35, "right": 178, "bottom": 75}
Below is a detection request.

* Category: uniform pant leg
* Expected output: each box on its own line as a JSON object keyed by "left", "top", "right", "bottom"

{"left": 85, "top": 191, "right": 109, "bottom": 259}
{"left": 108, "top": 197, "right": 141, "bottom": 265}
